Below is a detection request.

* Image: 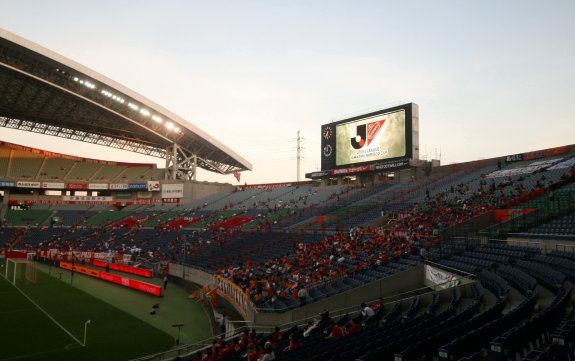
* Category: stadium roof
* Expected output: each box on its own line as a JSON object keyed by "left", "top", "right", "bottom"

{"left": 0, "top": 28, "right": 252, "bottom": 178}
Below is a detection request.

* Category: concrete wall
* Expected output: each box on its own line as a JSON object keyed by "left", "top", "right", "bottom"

{"left": 169, "top": 263, "right": 215, "bottom": 287}
{"left": 181, "top": 181, "right": 235, "bottom": 204}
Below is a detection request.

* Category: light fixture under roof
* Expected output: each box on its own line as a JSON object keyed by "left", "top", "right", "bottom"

{"left": 69, "top": 73, "right": 183, "bottom": 137}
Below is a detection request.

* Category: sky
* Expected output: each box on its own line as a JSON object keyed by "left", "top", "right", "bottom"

{"left": 0, "top": 0, "right": 574, "bottom": 185}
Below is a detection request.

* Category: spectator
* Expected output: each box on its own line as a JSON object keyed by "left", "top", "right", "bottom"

{"left": 270, "top": 326, "right": 282, "bottom": 347}
{"left": 361, "top": 302, "right": 375, "bottom": 319}
{"left": 219, "top": 313, "right": 227, "bottom": 336}
{"left": 372, "top": 297, "right": 385, "bottom": 312}
{"left": 346, "top": 319, "right": 359, "bottom": 334}
{"left": 283, "top": 333, "right": 302, "bottom": 352}
{"left": 258, "top": 341, "right": 275, "bottom": 361}
{"left": 297, "top": 287, "right": 307, "bottom": 305}
{"left": 324, "top": 320, "right": 344, "bottom": 341}
{"left": 303, "top": 320, "right": 318, "bottom": 337}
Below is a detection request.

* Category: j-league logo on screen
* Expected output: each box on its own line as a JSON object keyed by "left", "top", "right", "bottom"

{"left": 350, "top": 119, "right": 385, "bottom": 150}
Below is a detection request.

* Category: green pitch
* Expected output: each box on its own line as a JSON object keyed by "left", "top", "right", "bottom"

{"left": 0, "top": 260, "right": 212, "bottom": 360}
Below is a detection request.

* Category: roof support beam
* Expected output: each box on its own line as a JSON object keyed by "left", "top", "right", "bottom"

{"left": 164, "top": 142, "right": 197, "bottom": 181}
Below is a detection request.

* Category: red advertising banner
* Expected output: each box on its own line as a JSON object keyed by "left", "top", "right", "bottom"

{"left": 66, "top": 183, "right": 88, "bottom": 190}
{"left": 32, "top": 199, "right": 118, "bottom": 205}
{"left": 522, "top": 145, "right": 571, "bottom": 161}
{"left": 493, "top": 208, "right": 536, "bottom": 222}
{"left": 59, "top": 262, "right": 161, "bottom": 296}
{"left": 543, "top": 145, "right": 570, "bottom": 157}
{"left": 5, "top": 250, "right": 28, "bottom": 259}
{"left": 330, "top": 164, "right": 372, "bottom": 175}
{"left": 92, "top": 259, "right": 152, "bottom": 278}
{"left": 0, "top": 140, "right": 156, "bottom": 167}
{"left": 115, "top": 162, "right": 154, "bottom": 168}
{"left": 133, "top": 199, "right": 157, "bottom": 204}
{"left": 98, "top": 272, "right": 161, "bottom": 296}
{"left": 60, "top": 262, "right": 100, "bottom": 277}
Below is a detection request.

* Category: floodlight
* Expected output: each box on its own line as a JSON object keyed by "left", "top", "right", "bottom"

{"left": 152, "top": 115, "right": 162, "bottom": 123}
{"left": 165, "top": 122, "right": 174, "bottom": 130}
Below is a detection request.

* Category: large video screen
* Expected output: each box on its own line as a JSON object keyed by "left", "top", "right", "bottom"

{"left": 321, "top": 103, "right": 418, "bottom": 171}
{"left": 335, "top": 109, "right": 405, "bottom": 166}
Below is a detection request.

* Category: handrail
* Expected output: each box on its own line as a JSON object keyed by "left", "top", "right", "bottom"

{"left": 424, "top": 259, "right": 476, "bottom": 279}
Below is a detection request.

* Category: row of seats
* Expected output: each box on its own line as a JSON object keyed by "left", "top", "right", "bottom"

{"left": 427, "top": 242, "right": 575, "bottom": 360}
{"left": 438, "top": 289, "right": 536, "bottom": 360}
{"left": 489, "top": 283, "right": 573, "bottom": 361}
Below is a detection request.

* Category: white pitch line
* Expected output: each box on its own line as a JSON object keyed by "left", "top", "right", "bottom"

{"left": 1, "top": 276, "right": 84, "bottom": 347}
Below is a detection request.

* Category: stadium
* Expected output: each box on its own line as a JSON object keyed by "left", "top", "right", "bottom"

{"left": 1, "top": 26, "right": 575, "bottom": 361}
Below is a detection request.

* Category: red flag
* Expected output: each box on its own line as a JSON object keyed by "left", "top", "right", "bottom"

{"left": 208, "top": 288, "right": 218, "bottom": 307}
{"left": 233, "top": 171, "right": 241, "bottom": 182}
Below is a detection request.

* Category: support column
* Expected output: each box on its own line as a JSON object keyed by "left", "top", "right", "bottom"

{"left": 192, "top": 155, "right": 197, "bottom": 181}
{"left": 164, "top": 143, "right": 198, "bottom": 181}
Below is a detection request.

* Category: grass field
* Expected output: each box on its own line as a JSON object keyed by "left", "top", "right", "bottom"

{"left": 0, "top": 260, "right": 212, "bottom": 360}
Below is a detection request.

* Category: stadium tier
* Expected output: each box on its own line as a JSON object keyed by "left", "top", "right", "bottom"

{"left": 1, "top": 146, "right": 575, "bottom": 360}
{"left": 8, "top": 148, "right": 45, "bottom": 179}
{"left": 39, "top": 157, "right": 77, "bottom": 180}
{"left": 0, "top": 141, "right": 160, "bottom": 183}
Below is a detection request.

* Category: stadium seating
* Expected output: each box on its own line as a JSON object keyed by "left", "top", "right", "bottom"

{"left": 38, "top": 157, "right": 76, "bottom": 180}
{"left": 51, "top": 210, "right": 98, "bottom": 226}
{"left": 83, "top": 210, "right": 131, "bottom": 226}
{"left": 8, "top": 148, "right": 44, "bottom": 178}
{"left": 0, "top": 144, "right": 11, "bottom": 177}
{"left": 91, "top": 164, "right": 127, "bottom": 180}
{"left": 5, "top": 209, "right": 51, "bottom": 226}
{"left": 1, "top": 147, "right": 575, "bottom": 361}
{"left": 65, "top": 161, "right": 102, "bottom": 180}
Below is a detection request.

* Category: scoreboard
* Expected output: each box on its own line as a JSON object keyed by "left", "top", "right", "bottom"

{"left": 320, "top": 103, "right": 419, "bottom": 171}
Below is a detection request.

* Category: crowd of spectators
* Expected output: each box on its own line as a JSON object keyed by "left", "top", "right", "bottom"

{"left": 215, "top": 166, "right": 575, "bottom": 307}
{"left": 215, "top": 224, "right": 417, "bottom": 307}
{"left": 2, "top": 164, "right": 574, "bottom": 310}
